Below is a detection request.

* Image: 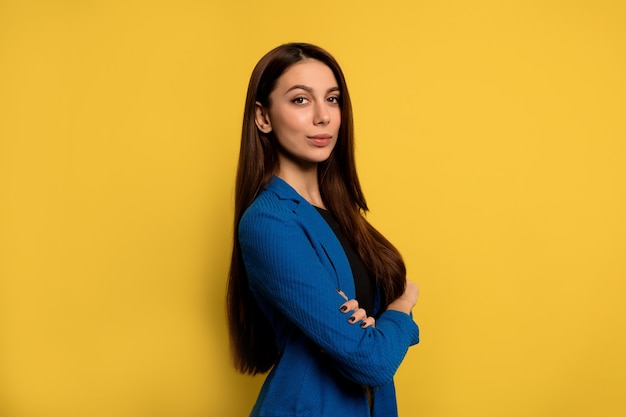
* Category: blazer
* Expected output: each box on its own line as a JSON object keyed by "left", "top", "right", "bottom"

{"left": 239, "top": 176, "right": 419, "bottom": 417}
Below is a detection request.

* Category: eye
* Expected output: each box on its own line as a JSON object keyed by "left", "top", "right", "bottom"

{"left": 291, "top": 97, "right": 309, "bottom": 104}
{"left": 327, "top": 96, "right": 340, "bottom": 104}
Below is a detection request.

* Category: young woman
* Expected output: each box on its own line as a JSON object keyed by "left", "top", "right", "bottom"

{"left": 227, "top": 43, "right": 420, "bottom": 417}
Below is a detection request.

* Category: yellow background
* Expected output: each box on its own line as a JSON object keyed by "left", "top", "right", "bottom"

{"left": 1, "top": 1, "right": 625, "bottom": 416}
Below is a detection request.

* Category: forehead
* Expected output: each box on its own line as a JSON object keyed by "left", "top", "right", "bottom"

{"left": 274, "top": 59, "right": 339, "bottom": 91}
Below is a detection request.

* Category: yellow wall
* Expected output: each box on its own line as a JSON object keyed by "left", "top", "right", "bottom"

{"left": 1, "top": 1, "right": 625, "bottom": 416}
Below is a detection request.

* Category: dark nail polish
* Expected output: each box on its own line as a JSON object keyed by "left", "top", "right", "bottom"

{"left": 340, "top": 306, "right": 348, "bottom": 312}
{"left": 360, "top": 322, "right": 367, "bottom": 328}
{"left": 349, "top": 316, "right": 356, "bottom": 323}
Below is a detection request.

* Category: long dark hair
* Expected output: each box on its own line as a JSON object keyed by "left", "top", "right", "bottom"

{"left": 227, "top": 43, "right": 406, "bottom": 375}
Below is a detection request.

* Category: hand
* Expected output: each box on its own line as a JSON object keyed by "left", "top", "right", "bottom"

{"left": 337, "top": 290, "right": 376, "bottom": 328}
{"left": 386, "top": 280, "right": 419, "bottom": 315}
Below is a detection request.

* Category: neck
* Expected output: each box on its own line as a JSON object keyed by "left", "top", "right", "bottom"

{"left": 277, "top": 159, "right": 326, "bottom": 209}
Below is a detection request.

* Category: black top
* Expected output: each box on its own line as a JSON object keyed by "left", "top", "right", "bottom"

{"left": 315, "top": 207, "right": 377, "bottom": 315}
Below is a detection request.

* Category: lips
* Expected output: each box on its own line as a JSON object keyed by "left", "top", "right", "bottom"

{"left": 308, "top": 134, "right": 333, "bottom": 146}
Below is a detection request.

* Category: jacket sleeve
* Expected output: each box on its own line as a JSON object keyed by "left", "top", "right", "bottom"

{"left": 239, "top": 204, "right": 419, "bottom": 387}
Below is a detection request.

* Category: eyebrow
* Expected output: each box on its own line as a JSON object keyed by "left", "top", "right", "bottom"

{"left": 285, "top": 85, "right": 340, "bottom": 94}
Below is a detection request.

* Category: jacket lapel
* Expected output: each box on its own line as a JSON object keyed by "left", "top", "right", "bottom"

{"left": 265, "top": 177, "right": 356, "bottom": 299}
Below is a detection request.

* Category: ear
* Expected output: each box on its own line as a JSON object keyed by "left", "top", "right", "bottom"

{"left": 254, "top": 102, "right": 272, "bottom": 133}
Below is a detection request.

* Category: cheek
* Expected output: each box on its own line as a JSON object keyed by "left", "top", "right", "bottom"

{"left": 332, "top": 108, "right": 341, "bottom": 124}
{"left": 332, "top": 110, "right": 342, "bottom": 132}
{"left": 272, "top": 109, "right": 305, "bottom": 133}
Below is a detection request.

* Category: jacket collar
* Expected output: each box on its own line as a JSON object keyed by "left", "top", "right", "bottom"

{"left": 265, "top": 175, "right": 305, "bottom": 203}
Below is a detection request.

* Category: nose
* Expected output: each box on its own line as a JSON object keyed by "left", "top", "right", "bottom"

{"left": 314, "top": 103, "right": 330, "bottom": 125}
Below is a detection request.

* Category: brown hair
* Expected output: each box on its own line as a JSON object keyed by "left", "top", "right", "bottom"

{"left": 227, "top": 43, "right": 406, "bottom": 375}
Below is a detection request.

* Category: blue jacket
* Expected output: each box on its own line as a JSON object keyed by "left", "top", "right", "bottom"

{"left": 239, "top": 177, "right": 419, "bottom": 417}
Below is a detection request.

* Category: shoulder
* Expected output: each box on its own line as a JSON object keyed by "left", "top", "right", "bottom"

{"left": 242, "top": 177, "right": 299, "bottom": 215}
{"left": 239, "top": 177, "right": 304, "bottom": 236}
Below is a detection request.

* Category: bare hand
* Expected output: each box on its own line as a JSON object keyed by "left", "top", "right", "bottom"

{"left": 337, "top": 290, "right": 376, "bottom": 328}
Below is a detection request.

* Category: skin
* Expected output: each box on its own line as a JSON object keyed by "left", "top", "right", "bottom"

{"left": 255, "top": 59, "right": 340, "bottom": 208}
{"left": 255, "top": 59, "right": 418, "bottom": 328}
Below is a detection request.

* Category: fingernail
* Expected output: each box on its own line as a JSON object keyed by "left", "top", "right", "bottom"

{"left": 360, "top": 322, "right": 367, "bottom": 328}
{"left": 349, "top": 316, "right": 356, "bottom": 323}
{"left": 340, "top": 306, "right": 348, "bottom": 312}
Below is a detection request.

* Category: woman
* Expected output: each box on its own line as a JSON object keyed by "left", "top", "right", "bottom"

{"left": 227, "top": 43, "right": 420, "bottom": 417}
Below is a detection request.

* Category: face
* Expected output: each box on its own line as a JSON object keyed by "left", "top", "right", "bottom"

{"left": 255, "top": 59, "right": 341, "bottom": 172}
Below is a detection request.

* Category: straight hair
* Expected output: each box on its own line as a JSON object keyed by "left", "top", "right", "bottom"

{"left": 227, "top": 43, "right": 406, "bottom": 375}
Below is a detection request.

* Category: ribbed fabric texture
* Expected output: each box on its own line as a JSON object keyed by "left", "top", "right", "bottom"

{"left": 239, "top": 177, "right": 419, "bottom": 417}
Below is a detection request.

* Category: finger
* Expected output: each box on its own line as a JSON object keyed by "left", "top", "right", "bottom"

{"left": 340, "top": 299, "right": 359, "bottom": 313}
{"left": 336, "top": 289, "right": 349, "bottom": 301}
{"left": 348, "top": 307, "right": 367, "bottom": 324}
{"left": 360, "top": 316, "right": 376, "bottom": 328}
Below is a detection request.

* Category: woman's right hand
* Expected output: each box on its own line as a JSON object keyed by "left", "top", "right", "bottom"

{"left": 337, "top": 290, "right": 376, "bottom": 328}
{"left": 386, "top": 280, "right": 419, "bottom": 315}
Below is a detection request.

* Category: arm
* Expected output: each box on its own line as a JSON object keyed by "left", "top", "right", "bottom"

{"left": 239, "top": 206, "right": 419, "bottom": 387}
{"left": 340, "top": 279, "right": 419, "bottom": 327}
